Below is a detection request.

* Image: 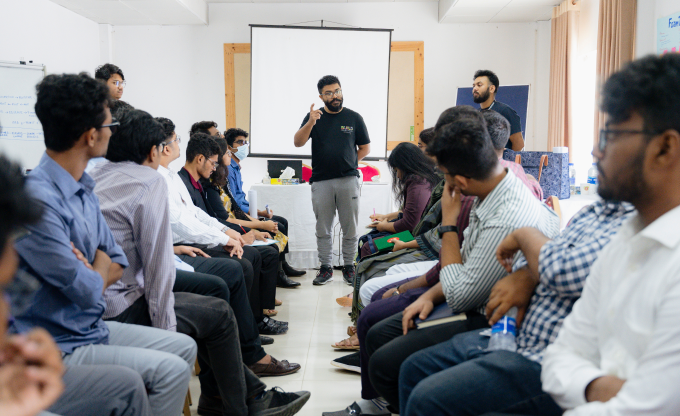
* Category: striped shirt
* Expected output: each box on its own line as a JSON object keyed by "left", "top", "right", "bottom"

{"left": 91, "top": 161, "right": 177, "bottom": 331}
{"left": 439, "top": 169, "right": 560, "bottom": 315}
{"left": 514, "top": 200, "right": 635, "bottom": 362}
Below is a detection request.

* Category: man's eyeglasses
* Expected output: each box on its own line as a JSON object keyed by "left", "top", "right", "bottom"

{"left": 205, "top": 158, "right": 218, "bottom": 170}
{"left": 99, "top": 119, "right": 120, "bottom": 135}
{"left": 234, "top": 139, "right": 248, "bottom": 146}
{"left": 322, "top": 89, "right": 343, "bottom": 98}
{"left": 166, "top": 135, "right": 181, "bottom": 146}
{"left": 113, "top": 80, "right": 126, "bottom": 88}
{"left": 598, "top": 129, "right": 661, "bottom": 152}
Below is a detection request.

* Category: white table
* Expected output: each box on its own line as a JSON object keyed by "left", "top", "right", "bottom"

{"left": 559, "top": 194, "right": 600, "bottom": 230}
{"left": 249, "top": 182, "right": 393, "bottom": 269}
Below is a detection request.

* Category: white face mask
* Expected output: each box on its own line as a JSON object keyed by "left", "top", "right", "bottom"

{"left": 234, "top": 145, "right": 249, "bottom": 161}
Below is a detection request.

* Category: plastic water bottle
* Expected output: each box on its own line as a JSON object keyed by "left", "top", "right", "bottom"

{"left": 569, "top": 163, "right": 576, "bottom": 185}
{"left": 487, "top": 307, "right": 517, "bottom": 352}
{"left": 587, "top": 163, "right": 598, "bottom": 185}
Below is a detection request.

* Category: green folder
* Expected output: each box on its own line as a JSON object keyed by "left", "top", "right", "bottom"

{"left": 373, "top": 230, "right": 415, "bottom": 253}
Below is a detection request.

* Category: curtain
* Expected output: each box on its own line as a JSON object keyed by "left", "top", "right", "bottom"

{"left": 593, "top": 0, "right": 637, "bottom": 147}
{"left": 548, "top": 0, "right": 580, "bottom": 152}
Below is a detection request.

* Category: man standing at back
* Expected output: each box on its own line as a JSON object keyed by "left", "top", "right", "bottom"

{"left": 294, "top": 75, "right": 371, "bottom": 286}
{"left": 473, "top": 69, "right": 524, "bottom": 151}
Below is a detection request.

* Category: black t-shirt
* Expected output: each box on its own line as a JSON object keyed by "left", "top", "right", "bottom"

{"left": 480, "top": 101, "right": 522, "bottom": 149}
{"left": 301, "top": 107, "right": 370, "bottom": 183}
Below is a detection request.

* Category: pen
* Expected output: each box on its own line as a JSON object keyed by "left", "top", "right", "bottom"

{"left": 373, "top": 208, "right": 376, "bottom": 216}
{"left": 239, "top": 225, "right": 247, "bottom": 234}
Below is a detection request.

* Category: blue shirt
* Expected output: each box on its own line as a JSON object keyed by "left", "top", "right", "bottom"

{"left": 11, "top": 153, "right": 128, "bottom": 354}
{"left": 228, "top": 158, "right": 249, "bottom": 212}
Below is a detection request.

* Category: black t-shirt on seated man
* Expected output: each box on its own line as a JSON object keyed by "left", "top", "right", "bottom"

{"left": 301, "top": 107, "right": 370, "bottom": 183}
{"left": 480, "top": 101, "right": 522, "bottom": 149}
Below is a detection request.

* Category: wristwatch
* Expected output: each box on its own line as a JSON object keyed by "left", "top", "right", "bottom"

{"left": 392, "top": 286, "right": 401, "bottom": 297}
{"left": 439, "top": 225, "right": 459, "bottom": 235}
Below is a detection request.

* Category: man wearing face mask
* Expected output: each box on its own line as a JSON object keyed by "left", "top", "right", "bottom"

{"left": 294, "top": 75, "right": 371, "bottom": 286}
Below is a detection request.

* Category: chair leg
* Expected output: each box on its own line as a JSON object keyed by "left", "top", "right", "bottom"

{"left": 195, "top": 360, "right": 201, "bottom": 376}
{"left": 183, "top": 390, "right": 191, "bottom": 416}
{"left": 187, "top": 385, "right": 192, "bottom": 406}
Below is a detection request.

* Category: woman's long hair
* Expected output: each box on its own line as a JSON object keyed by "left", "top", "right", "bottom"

{"left": 210, "top": 136, "right": 249, "bottom": 221}
{"left": 388, "top": 142, "right": 440, "bottom": 207}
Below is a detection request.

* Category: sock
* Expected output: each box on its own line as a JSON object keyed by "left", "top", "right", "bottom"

{"left": 356, "top": 398, "right": 390, "bottom": 415}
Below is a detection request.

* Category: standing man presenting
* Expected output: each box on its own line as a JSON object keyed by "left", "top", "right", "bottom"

{"left": 473, "top": 69, "right": 525, "bottom": 151}
{"left": 294, "top": 75, "right": 371, "bottom": 286}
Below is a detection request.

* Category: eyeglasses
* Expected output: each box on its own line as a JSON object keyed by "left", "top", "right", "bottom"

{"left": 598, "top": 129, "right": 661, "bottom": 152}
{"left": 322, "top": 89, "right": 343, "bottom": 98}
{"left": 113, "top": 80, "right": 126, "bottom": 88}
{"left": 234, "top": 139, "right": 249, "bottom": 146}
{"left": 99, "top": 119, "right": 120, "bottom": 135}
{"left": 205, "top": 158, "right": 218, "bottom": 170}
{"left": 166, "top": 135, "right": 181, "bottom": 146}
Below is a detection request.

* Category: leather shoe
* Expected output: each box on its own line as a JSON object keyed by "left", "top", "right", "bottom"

{"left": 260, "top": 335, "right": 274, "bottom": 345}
{"left": 197, "top": 394, "right": 222, "bottom": 416}
{"left": 258, "top": 316, "right": 288, "bottom": 335}
{"left": 248, "top": 356, "right": 301, "bottom": 377}
{"left": 277, "top": 270, "right": 301, "bottom": 288}
{"left": 282, "top": 260, "right": 306, "bottom": 277}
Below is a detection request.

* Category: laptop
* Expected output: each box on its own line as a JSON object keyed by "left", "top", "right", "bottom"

{"left": 267, "top": 160, "right": 303, "bottom": 181}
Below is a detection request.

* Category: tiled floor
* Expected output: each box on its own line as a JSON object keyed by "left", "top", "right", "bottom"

{"left": 188, "top": 269, "right": 362, "bottom": 415}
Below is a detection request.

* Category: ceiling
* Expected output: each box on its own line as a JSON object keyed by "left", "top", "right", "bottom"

{"left": 47, "top": 0, "right": 558, "bottom": 25}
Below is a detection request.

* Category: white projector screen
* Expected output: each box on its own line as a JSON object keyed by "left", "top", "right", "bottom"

{"left": 249, "top": 25, "right": 392, "bottom": 159}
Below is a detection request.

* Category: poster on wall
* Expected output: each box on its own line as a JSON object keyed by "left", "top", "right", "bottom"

{"left": 657, "top": 12, "right": 680, "bottom": 54}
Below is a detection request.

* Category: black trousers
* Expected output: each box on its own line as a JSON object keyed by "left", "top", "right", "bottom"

{"left": 106, "top": 293, "right": 266, "bottom": 416}
{"left": 366, "top": 311, "right": 489, "bottom": 408}
{"left": 174, "top": 263, "right": 266, "bottom": 366}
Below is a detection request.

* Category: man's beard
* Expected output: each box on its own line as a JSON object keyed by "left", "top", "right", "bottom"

{"left": 597, "top": 154, "right": 646, "bottom": 203}
{"left": 473, "top": 89, "right": 491, "bottom": 104}
{"left": 326, "top": 97, "right": 343, "bottom": 111}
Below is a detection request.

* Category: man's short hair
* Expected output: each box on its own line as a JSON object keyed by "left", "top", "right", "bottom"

{"left": 224, "top": 128, "right": 248, "bottom": 147}
{"left": 0, "top": 154, "right": 42, "bottom": 254}
{"left": 482, "top": 110, "right": 511, "bottom": 151}
{"left": 190, "top": 121, "right": 217, "bottom": 136}
{"left": 95, "top": 63, "right": 124, "bottom": 82}
{"left": 317, "top": 75, "right": 341, "bottom": 94}
{"left": 429, "top": 107, "right": 498, "bottom": 180}
{"left": 474, "top": 69, "right": 500, "bottom": 93}
{"left": 418, "top": 127, "right": 436, "bottom": 146}
{"left": 109, "top": 100, "right": 134, "bottom": 120}
{"left": 186, "top": 133, "right": 220, "bottom": 163}
{"left": 106, "top": 109, "right": 165, "bottom": 165}
{"left": 35, "top": 73, "right": 110, "bottom": 152}
{"left": 155, "top": 117, "right": 176, "bottom": 140}
{"left": 601, "top": 53, "right": 680, "bottom": 135}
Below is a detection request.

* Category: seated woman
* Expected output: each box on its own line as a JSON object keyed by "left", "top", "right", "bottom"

{"left": 359, "top": 142, "right": 440, "bottom": 260}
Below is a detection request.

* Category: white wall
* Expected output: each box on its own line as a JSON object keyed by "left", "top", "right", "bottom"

{"left": 110, "top": 2, "right": 551, "bottom": 193}
{"left": 0, "top": 0, "right": 100, "bottom": 75}
{"left": 636, "top": 0, "right": 680, "bottom": 57}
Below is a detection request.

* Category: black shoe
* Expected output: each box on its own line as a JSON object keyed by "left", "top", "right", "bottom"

{"left": 248, "top": 387, "right": 311, "bottom": 416}
{"left": 282, "top": 260, "right": 306, "bottom": 277}
{"left": 313, "top": 266, "right": 333, "bottom": 286}
{"left": 260, "top": 335, "right": 274, "bottom": 345}
{"left": 258, "top": 316, "right": 288, "bottom": 335}
{"left": 277, "top": 270, "right": 301, "bottom": 288}
{"left": 197, "top": 394, "right": 223, "bottom": 416}
{"left": 341, "top": 265, "right": 356, "bottom": 286}
{"left": 330, "top": 352, "right": 360, "bottom": 373}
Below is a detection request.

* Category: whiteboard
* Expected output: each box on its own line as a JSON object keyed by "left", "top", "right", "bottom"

{"left": 0, "top": 62, "right": 45, "bottom": 169}
{"left": 249, "top": 25, "right": 391, "bottom": 159}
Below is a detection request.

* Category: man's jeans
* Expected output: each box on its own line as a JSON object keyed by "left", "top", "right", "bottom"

{"left": 399, "top": 329, "right": 563, "bottom": 416}
{"left": 62, "top": 321, "right": 196, "bottom": 416}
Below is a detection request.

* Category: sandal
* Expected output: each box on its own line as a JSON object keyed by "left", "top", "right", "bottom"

{"left": 347, "top": 326, "right": 357, "bottom": 337}
{"left": 336, "top": 293, "right": 353, "bottom": 307}
{"left": 275, "top": 299, "right": 283, "bottom": 306}
{"left": 263, "top": 309, "right": 278, "bottom": 317}
{"left": 332, "top": 334, "right": 360, "bottom": 350}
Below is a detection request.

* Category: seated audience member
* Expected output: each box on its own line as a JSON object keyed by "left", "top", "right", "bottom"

{"left": 325, "top": 106, "right": 560, "bottom": 415}
{"left": 0, "top": 154, "right": 153, "bottom": 416}
{"left": 483, "top": 111, "right": 543, "bottom": 200}
{"left": 190, "top": 120, "right": 223, "bottom": 138}
{"left": 541, "top": 54, "right": 680, "bottom": 416}
{"left": 94, "top": 63, "right": 125, "bottom": 100}
{"left": 398, "top": 199, "right": 635, "bottom": 415}
{"left": 91, "top": 110, "right": 305, "bottom": 415}
{"left": 10, "top": 73, "right": 197, "bottom": 416}
{"left": 361, "top": 142, "right": 440, "bottom": 262}
{"left": 157, "top": 125, "right": 288, "bottom": 336}
{"left": 223, "top": 127, "right": 304, "bottom": 278}
{"left": 85, "top": 99, "right": 134, "bottom": 174}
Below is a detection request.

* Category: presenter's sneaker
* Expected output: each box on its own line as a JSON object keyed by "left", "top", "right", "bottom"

{"left": 282, "top": 260, "right": 306, "bottom": 277}
{"left": 313, "top": 266, "right": 334, "bottom": 286}
{"left": 330, "top": 352, "right": 360, "bottom": 373}
{"left": 342, "top": 265, "right": 356, "bottom": 286}
{"left": 248, "top": 387, "right": 311, "bottom": 416}
{"left": 277, "top": 270, "right": 301, "bottom": 288}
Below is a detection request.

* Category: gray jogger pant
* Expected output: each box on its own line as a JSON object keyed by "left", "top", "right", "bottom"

{"left": 311, "top": 176, "right": 360, "bottom": 267}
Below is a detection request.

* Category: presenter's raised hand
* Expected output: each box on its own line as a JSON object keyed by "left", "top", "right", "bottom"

{"left": 308, "top": 104, "right": 322, "bottom": 126}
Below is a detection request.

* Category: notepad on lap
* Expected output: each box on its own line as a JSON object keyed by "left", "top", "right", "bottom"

{"left": 414, "top": 303, "right": 467, "bottom": 329}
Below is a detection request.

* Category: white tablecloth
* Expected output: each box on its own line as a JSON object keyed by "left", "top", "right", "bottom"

{"left": 249, "top": 182, "right": 393, "bottom": 269}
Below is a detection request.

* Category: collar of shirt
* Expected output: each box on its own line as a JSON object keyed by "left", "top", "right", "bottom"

{"left": 230, "top": 158, "right": 240, "bottom": 171}
{"left": 39, "top": 152, "right": 96, "bottom": 198}
{"left": 624, "top": 204, "right": 680, "bottom": 249}
{"left": 183, "top": 167, "right": 203, "bottom": 193}
{"left": 472, "top": 168, "right": 516, "bottom": 222}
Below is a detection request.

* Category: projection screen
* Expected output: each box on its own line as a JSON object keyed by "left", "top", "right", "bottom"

{"left": 249, "top": 25, "right": 392, "bottom": 159}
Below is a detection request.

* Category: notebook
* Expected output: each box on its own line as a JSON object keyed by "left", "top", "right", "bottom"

{"left": 414, "top": 303, "right": 467, "bottom": 329}
{"left": 373, "top": 230, "right": 414, "bottom": 253}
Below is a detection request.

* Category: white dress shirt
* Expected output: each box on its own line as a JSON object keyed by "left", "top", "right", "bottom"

{"left": 157, "top": 164, "right": 230, "bottom": 248}
{"left": 542, "top": 205, "right": 680, "bottom": 415}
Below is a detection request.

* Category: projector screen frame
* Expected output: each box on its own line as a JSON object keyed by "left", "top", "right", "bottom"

{"left": 248, "top": 24, "right": 393, "bottom": 161}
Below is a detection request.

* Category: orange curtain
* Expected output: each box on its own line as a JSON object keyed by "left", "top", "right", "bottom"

{"left": 548, "top": 0, "right": 579, "bottom": 152}
{"left": 593, "top": 0, "right": 637, "bottom": 147}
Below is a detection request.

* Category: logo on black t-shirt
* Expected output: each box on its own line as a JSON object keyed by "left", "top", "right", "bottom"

{"left": 340, "top": 126, "right": 354, "bottom": 134}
